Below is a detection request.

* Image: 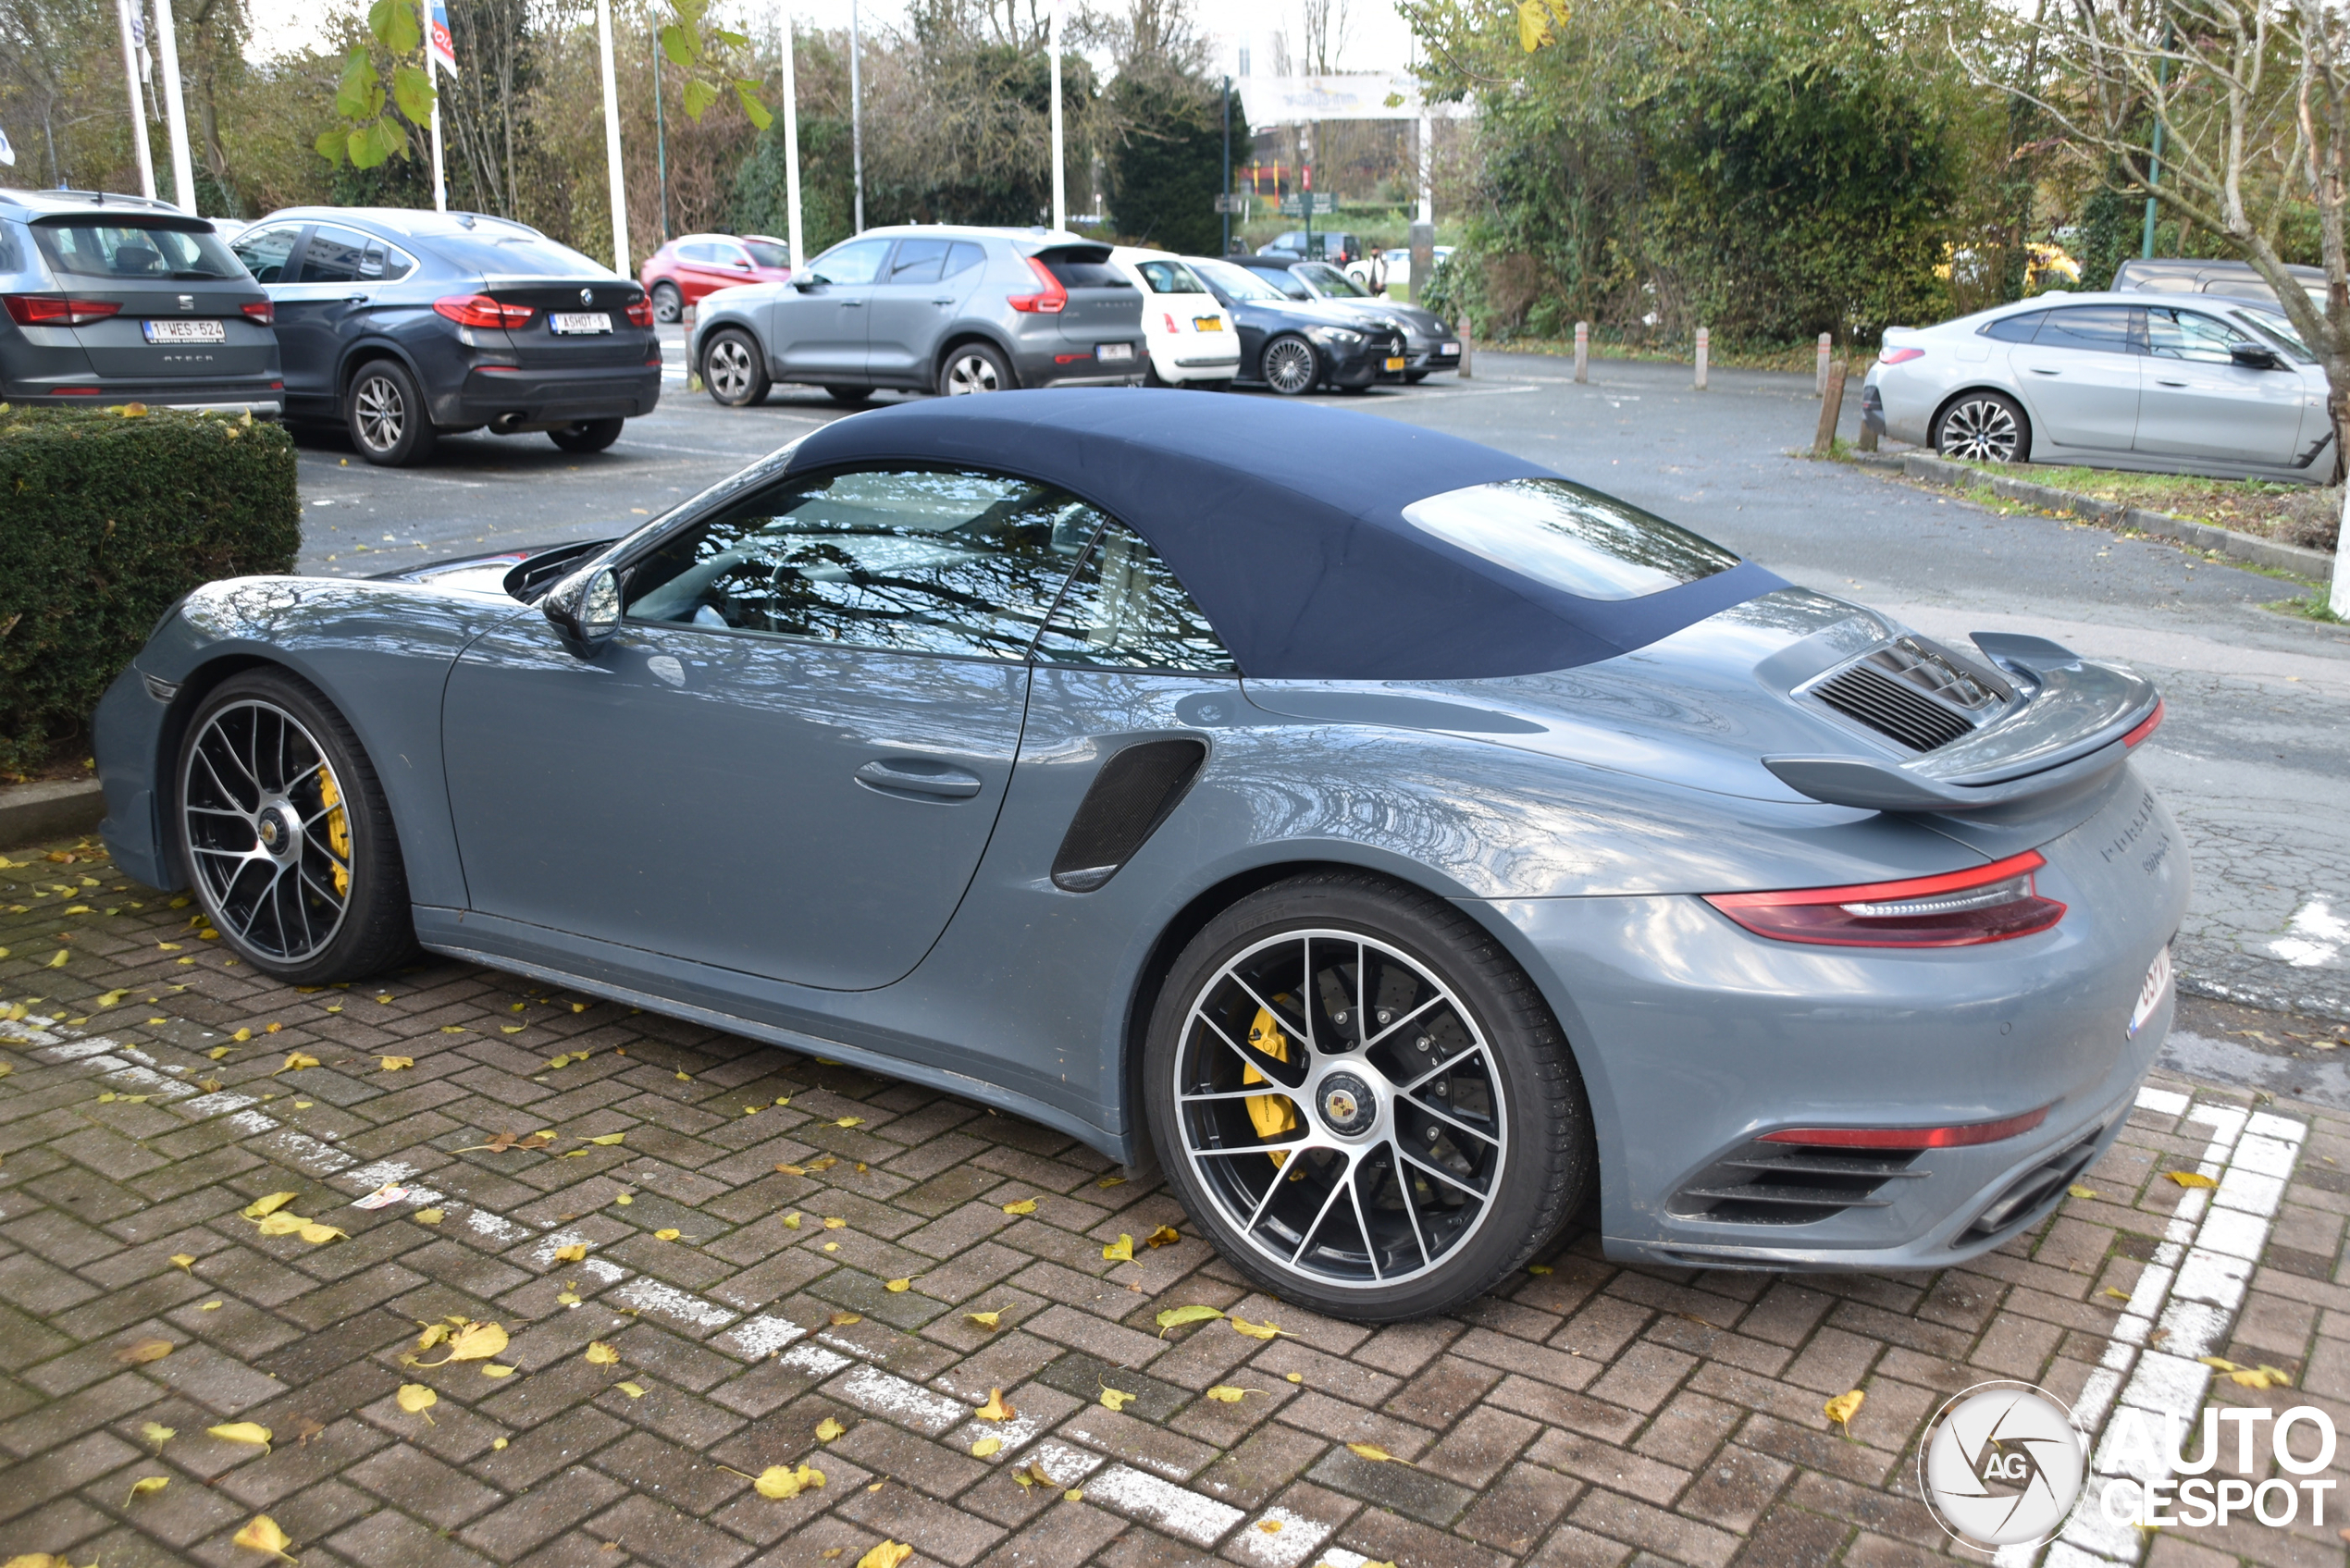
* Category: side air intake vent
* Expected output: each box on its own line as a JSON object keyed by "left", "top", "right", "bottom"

{"left": 1050, "top": 738, "right": 1208, "bottom": 893}
{"left": 1806, "top": 637, "right": 2012, "bottom": 754}
{"left": 1669, "top": 1141, "right": 1926, "bottom": 1226}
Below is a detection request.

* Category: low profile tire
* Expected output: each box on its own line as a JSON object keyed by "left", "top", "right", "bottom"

{"left": 1934, "top": 390, "right": 2030, "bottom": 463}
{"left": 703, "top": 328, "right": 771, "bottom": 407}
{"left": 548, "top": 417, "right": 624, "bottom": 453}
{"left": 939, "top": 342, "right": 1012, "bottom": 396}
{"left": 1194, "top": 378, "right": 1235, "bottom": 393}
{"left": 175, "top": 670, "right": 418, "bottom": 984}
{"left": 1260, "top": 334, "right": 1318, "bottom": 396}
{"left": 1144, "top": 870, "right": 1595, "bottom": 1322}
{"left": 824, "top": 385, "right": 874, "bottom": 406}
{"left": 651, "top": 282, "right": 683, "bottom": 324}
{"left": 345, "top": 359, "right": 435, "bottom": 466}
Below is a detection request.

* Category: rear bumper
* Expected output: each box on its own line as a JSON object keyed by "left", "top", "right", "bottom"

{"left": 439, "top": 365, "right": 662, "bottom": 426}
{"left": 1014, "top": 342, "right": 1149, "bottom": 388}
{"left": 2, "top": 378, "right": 283, "bottom": 414}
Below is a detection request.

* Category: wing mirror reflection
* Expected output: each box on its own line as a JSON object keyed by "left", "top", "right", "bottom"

{"left": 544, "top": 564, "right": 622, "bottom": 652}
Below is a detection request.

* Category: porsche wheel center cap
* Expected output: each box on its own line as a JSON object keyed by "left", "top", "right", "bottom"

{"left": 257, "top": 807, "right": 295, "bottom": 855}
{"left": 1317, "top": 1071, "right": 1377, "bottom": 1136}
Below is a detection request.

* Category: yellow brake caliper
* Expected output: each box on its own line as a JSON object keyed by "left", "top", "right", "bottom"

{"left": 316, "top": 765, "right": 351, "bottom": 895}
{"left": 1243, "top": 1005, "right": 1298, "bottom": 1167}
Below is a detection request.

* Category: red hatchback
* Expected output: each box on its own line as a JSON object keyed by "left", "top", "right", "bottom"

{"left": 639, "top": 233, "right": 792, "bottom": 323}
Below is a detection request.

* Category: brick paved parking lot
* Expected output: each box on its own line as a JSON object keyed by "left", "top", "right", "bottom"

{"left": 6, "top": 829, "right": 2350, "bottom": 1568}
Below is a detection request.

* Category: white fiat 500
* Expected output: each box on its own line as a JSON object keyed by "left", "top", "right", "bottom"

{"left": 1110, "top": 246, "right": 1243, "bottom": 389}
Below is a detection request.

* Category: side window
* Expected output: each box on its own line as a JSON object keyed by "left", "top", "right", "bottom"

{"left": 298, "top": 224, "right": 373, "bottom": 285}
{"left": 1981, "top": 311, "right": 2046, "bottom": 343}
{"left": 622, "top": 466, "right": 1100, "bottom": 661}
{"left": 806, "top": 238, "right": 892, "bottom": 286}
{"left": 679, "top": 241, "right": 720, "bottom": 265}
{"left": 232, "top": 224, "right": 301, "bottom": 283}
{"left": 360, "top": 241, "right": 414, "bottom": 281}
{"left": 1035, "top": 522, "right": 1235, "bottom": 673}
{"left": 2035, "top": 306, "right": 2141, "bottom": 355}
{"left": 887, "top": 238, "right": 951, "bottom": 285}
{"left": 1266, "top": 269, "right": 1310, "bottom": 301}
{"left": 2146, "top": 308, "right": 2251, "bottom": 363}
{"left": 943, "top": 241, "right": 985, "bottom": 279}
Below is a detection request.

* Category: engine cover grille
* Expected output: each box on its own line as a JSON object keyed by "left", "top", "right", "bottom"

{"left": 1808, "top": 637, "right": 2010, "bottom": 754}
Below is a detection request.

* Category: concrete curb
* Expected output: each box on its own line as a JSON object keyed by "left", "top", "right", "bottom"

{"left": 1853, "top": 450, "right": 2338, "bottom": 581}
{"left": 0, "top": 779, "right": 105, "bottom": 850}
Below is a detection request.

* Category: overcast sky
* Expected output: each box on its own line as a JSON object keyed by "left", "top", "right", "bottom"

{"left": 248, "top": 0, "right": 1418, "bottom": 81}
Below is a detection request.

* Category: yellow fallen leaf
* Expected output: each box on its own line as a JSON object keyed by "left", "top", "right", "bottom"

{"left": 414, "top": 1209, "right": 444, "bottom": 1225}
{"left": 783, "top": 1214, "right": 801, "bottom": 1228}
{"left": 675, "top": 1070, "right": 691, "bottom": 1081}
{"left": 201, "top": 1301, "right": 221, "bottom": 1311}
{"left": 655, "top": 1228, "right": 682, "bottom": 1241}
{"left": 419, "top": 1320, "right": 508, "bottom": 1365}
{"left": 975, "top": 1388, "right": 1015, "bottom": 1421}
{"left": 1256, "top": 1518, "right": 1281, "bottom": 1535}
{"left": 585, "top": 1132, "right": 625, "bottom": 1145}
{"left": 775, "top": 1162, "right": 806, "bottom": 1176}
{"left": 1099, "top": 1387, "right": 1135, "bottom": 1411}
{"left": 1286, "top": 1373, "right": 1303, "bottom": 1383}
{"left": 615, "top": 1381, "right": 646, "bottom": 1398}
{"left": 822, "top": 1241, "right": 839, "bottom": 1252}
{"left": 835, "top": 1116, "right": 862, "bottom": 1128}
{"left": 414, "top": 1323, "right": 451, "bottom": 1352}
{"left": 816, "top": 1416, "right": 847, "bottom": 1441}
{"left": 745, "top": 1464, "right": 808, "bottom": 1499}
{"left": 1063, "top": 1489, "right": 1083, "bottom": 1502}
{"left": 1230, "top": 1316, "right": 1292, "bottom": 1340}
{"left": 266, "top": 1022, "right": 282, "bottom": 1034}
{"left": 585, "top": 1341, "right": 619, "bottom": 1364}
{"left": 885, "top": 1278, "right": 913, "bottom": 1292}
{"left": 272, "top": 1052, "right": 318, "bottom": 1075}
{"left": 480, "top": 1364, "right": 515, "bottom": 1378}
{"left": 1002, "top": 1198, "right": 1038, "bottom": 1216}
{"left": 823, "top": 1216, "right": 846, "bottom": 1229}
{"left": 1205, "top": 1385, "right": 1252, "bottom": 1402}
{"left": 208, "top": 1045, "right": 230, "bottom": 1059}
{"left": 1098, "top": 1175, "right": 1127, "bottom": 1188}
{"left": 233, "top": 1028, "right": 252, "bottom": 1043}
{"left": 971, "top": 1437, "right": 1003, "bottom": 1457}
{"left": 232, "top": 1514, "right": 297, "bottom": 1562}
{"left": 45, "top": 950, "right": 66, "bottom": 968}
{"left": 1528, "top": 1264, "right": 1553, "bottom": 1276}
{"left": 169, "top": 1253, "right": 195, "bottom": 1272}
{"left": 857, "top": 1544, "right": 911, "bottom": 1568}
{"left": 614, "top": 1194, "right": 633, "bottom": 1205}
{"left": 2067, "top": 1185, "right": 2097, "bottom": 1199}
{"left": 127, "top": 1474, "right": 169, "bottom": 1504}
{"left": 439, "top": 1025, "right": 466, "bottom": 1034}
{"left": 209, "top": 1421, "right": 273, "bottom": 1451}
{"left": 95, "top": 989, "right": 130, "bottom": 1008}
{"left": 1103, "top": 1234, "right": 1134, "bottom": 1262}
{"left": 501, "top": 1025, "right": 526, "bottom": 1033}
{"left": 255, "top": 1212, "right": 307, "bottom": 1236}
{"left": 118, "top": 1338, "right": 173, "bottom": 1364}
{"left": 2103, "top": 1286, "right": 2132, "bottom": 1301}
{"left": 396, "top": 1384, "right": 438, "bottom": 1424}
{"left": 1347, "top": 1441, "right": 1410, "bottom": 1463}
{"left": 1156, "top": 1304, "right": 1225, "bottom": 1334}
{"left": 967, "top": 1309, "right": 1002, "bottom": 1329}
{"left": 572, "top": 1002, "right": 588, "bottom": 1013}
{"left": 2166, "top": 1170, "right": 2219, "bottom": 1189}
{"left": 243, "top": 1191, "right": 299, "bottom": 1219}
{"left": 298, "top": 1223, "right": 346, "bottom": 1245}
{"left": 1825, "top": 1389, "right": 1865, "bottom": 1431}
{"left": 378, "top": 1056, "right": 414, "bottom": 1071}
{"left": 829, "top": 1311, "right": 859, "bottom": 1327}
{"left": 1143, "top": 1225, "right": 1181, "bottom": 1249}
{"left": 141, "top": 1421, "right": 175, "bottom": 1449}
{"left": 554, "top": 1243, "right": 588, "bottom": 1263}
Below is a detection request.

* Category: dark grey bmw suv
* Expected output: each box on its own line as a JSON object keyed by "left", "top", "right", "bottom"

{"left": 0, "top": 187, "right": 281, "bottom": 414}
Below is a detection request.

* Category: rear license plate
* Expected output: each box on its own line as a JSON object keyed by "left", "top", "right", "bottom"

{"left": 2127, "top": 945, "right": 2172, "bottom": 1039}
{"left": 142, "top": 318, "right": 225, "bottom": 344}
{"left": 550, "top": 312, "right": 612, "bottom": 334}
{"left": 1385, "top": 355, "right": 1407, "bottom": 372}
{"left": 1193, "top": 316, "right": 1223, "bottom": 332}
{"left": 1096, "top": 342, "right": 1135, "bottom": 363}
{"left": 1441, "top": 341, "right": 1459, "bottom": 353}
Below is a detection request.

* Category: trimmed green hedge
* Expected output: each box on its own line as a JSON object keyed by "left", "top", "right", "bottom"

{"left": 0, "top": 406, "right": 299, "bottom": 772}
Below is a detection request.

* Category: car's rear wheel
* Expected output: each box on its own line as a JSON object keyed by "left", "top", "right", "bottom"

{"left": 651, "top": 282, "right": 683, "bottom": 324}
{"left": 1404, "top": 370, "right": 1429, "bottom": 384}
{"left": 940, "top": 343, "right": 1012, "bottom": 395}
{"left": 345, "top": 360, "right": 436, "bottom": 466}
{"left": 1144, "top": 871, "right": 1594, "bottom": 1321}
{"left": 176, "top": 671, "right": 417, "bottom": 984}
{"left": 1934, "top": 390, "right": 2030, "bottom": 463}
{"left": 824, "top": 386, "right": 874, "bottom": 406}
{"left": 549, "top": 417, "right": 624, "bottom": 453}
{"left": 1260, "top": 334, "right": 1318, "bottom": 396}
{"left": 703, "top": 329, "right": 770, "bottom": 407}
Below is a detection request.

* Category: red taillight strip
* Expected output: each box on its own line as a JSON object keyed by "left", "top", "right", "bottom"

{"left": 433, "top": 293, "right": 536, "bottom": 328}
{"left": 4, "top": 294, "right": 122, "bottom": 327}
{"left": 1008, "top": 256, "right": 1067, "bottom": 314}
{"left": 1877, "top": 346, "right": 1924, "bottom": 364}
{"left": 241, "top": 300, "right": 275, "bottom": 326}
{"left": 1760, "top": 1105, "right": 2051, "bottom": 1149}
{"left": 2122, "top": 698, "right": 2164, "bottom": 748}
{"left": 1702, "top": 849, "right": 2064, "bottom": 947}
{"left": 1710, "top": 850, "right": 2048, "bottom": 910}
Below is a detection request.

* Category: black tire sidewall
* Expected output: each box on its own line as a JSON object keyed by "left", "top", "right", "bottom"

{"left": 1936, "top": 391, "right": 2030, "bottom": 463}
{"left": 550, "top": 417, "right": 624, "bottom": 453}
{"left": 652, "top": 282, "right": 682, "bottom": 322}
{"left": 174, "top": 670, "right": 414, "bottom": 985}
{"left": 1143, "top": 874, "right": 1590, "bottom": 1320}
{"left": 345, "top": 360, "right": 434, "bottom": 466}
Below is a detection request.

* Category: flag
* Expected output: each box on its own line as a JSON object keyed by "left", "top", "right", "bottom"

{"left": 427, "top": 0, "right": 457, "bottom": 78}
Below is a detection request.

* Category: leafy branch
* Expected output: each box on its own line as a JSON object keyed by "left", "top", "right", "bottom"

{"left": 319, "top": 0, "right": 436, "bottom": 170}
{"left": 662, "top": 0, "right": 773, "bottom": 129}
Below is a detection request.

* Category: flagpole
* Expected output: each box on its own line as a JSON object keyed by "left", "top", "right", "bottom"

{"left": 848, "top": 0, "right": 864, "bottom": 233}
{"left": 430, "top": 97, "right": 447, "bottom": 214}
{"left": 595, "top": 0, "right": 630, "bottom": 276}
{"left": 1048, "top": 0, "right": 1064, "bottom": 230}
{"left": 116, "top": 0, "right": 157, "bottom": 199}
{"left": 427, "top": 4, "right": 452, "bottom": 214}
{"left": 151, "top": 0, "right": 196, "bottom": 210}
{"left": 778, "top": 0, "right": 803, "bottom": 269}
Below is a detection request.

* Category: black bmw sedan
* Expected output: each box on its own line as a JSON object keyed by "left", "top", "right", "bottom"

{"left": 230, "top": 208, "right": 659, "bottom": 466}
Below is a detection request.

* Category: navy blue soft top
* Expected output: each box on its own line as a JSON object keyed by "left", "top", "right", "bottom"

{"left": 788, "top": 389, "right": 1784, "bottom": 680}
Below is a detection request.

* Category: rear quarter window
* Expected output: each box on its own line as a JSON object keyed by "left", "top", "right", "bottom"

{"left": 1039, "top": 255, "right": 1132, "bottom": 290}
{"left": 427, "top": 233, "right": 612, "bottom": 278}
{"left": 1403, "top": 478, "right": 1740, "bottom": 601}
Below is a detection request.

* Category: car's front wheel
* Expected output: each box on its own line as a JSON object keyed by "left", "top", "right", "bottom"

{"left": 345, "top": 360, "right": 436, "bottom": 466}
{"left": 1260, "top": 334, "right": 1318, "bottom": 396}
{"left": 651, "top": 282, "right": 683, "bottom": 324}
{"left": 176, "top": 670, "right": 418, "bottom": 983}
{"left": 1144, "top": 871, "right": 1594, "bottom": 1321}
{"left": 549, "top": 417, "right": 624, "bottom": 453}
{"left": 1934, "top": 390, "right": 2031, "bottom": 463}
{"left": 703, "top": 328, "right": 771, "bottom": 407}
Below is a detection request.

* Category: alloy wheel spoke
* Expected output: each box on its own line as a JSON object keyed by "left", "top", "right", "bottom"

{"left": 1362, "top": 994, "right": 1442, "bottom": 1054}
{"left": 1230, "top": 970, "right": 1313, "bottom": 1062}
{"left": 1410, "top": 1093, "right": 1502, "bottom": 1149}
{"left": 1383, "top": 1136, "right": 1434, "bottom": 1269}
{"left": 1290, "top": 1149, "right": 1355, "bottom": 1266}
{"left": 1398, "top": 1043, "right": 1490, "bottom": 1095}
{"left": 1345, "top": 1161, "right": 1381, "bottom": 1281}
{"left": 1197, "top": 1009, "right": 1305, "bottom": 1091}
{"left": 1398, "top": 1142, "right": 1490, "bottom": 1200}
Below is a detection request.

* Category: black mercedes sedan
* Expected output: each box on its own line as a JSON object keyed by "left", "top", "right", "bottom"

{"left": 229, "top": 208, "right": 659, "bottom": 466}
{"left": 1187, "top": 256, "right": 1406, "bottom": 395}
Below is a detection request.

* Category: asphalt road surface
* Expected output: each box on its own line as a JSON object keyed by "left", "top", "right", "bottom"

{"left": 286, "top": 331, "right": 2350, "bottom": 1024}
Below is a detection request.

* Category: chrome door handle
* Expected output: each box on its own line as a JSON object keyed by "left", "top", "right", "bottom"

{"left": 2027, "top": 367, "right": 2059, "bottom": 375}
{"left": 931, "top": 297, "right": 956, "bottom": 305}
{"left": 2156, "top": 378, "right": 2189, "bottom": 387}
{"left": 855, "top": 759, "right": 982, "bottom": 799}
{"left": 841, "top": 300, "right": 864, "bottom": 308}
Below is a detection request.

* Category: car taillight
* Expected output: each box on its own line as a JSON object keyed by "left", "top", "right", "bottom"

{"left": 1703, "top": 849, "right": 2064, "bottom": 947}
{"left": 241, "top": 300, "right": 275, "bottom": 327}
{"left": 1008, "top": 256, "right": 1067, "bottom": 314}
{"left": 1878, "top": 346, "right": 1925, "bottom": 364}
{"left": 1760, "top": 1105, "right": 2052, "bottom": 1149}
{"left": 624, "top": 295, "right": 654, "bottom": 327}
{"left": 1162, "top": 313, "right": 1180, "bottom": 335}
{"left": 2122, "top": 698, "right": 2164, "bottom": 748}
{"left": 433, "top": 293, "right": 536, "bottom": 328}
{"left": 4, "top": 295, "right": 121, "bottom": 327}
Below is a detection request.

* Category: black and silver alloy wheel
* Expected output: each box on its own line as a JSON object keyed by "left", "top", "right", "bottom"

{"left": 1261, "top": 334, "right": 1317, "bottom": 396}
{"left": 703, "top": 329, "right": 768, "bottom": 406}
{"left": 344, "top": 360, "right": 435, "bottom": 466}
{"left": 181, "top": 699, "right": 352, "bottom": 965}
{"left": 651, "top": 281, "right": 683, "bottom": 323}
{"left": 1146, "top": 872, "right": 1592, "bottom": 1320}
{"left": 1934, "top": 391, "right": 2028, "bottom": 463}
{"left": 942, "top": 346, "right": 1008, "bottom": 395}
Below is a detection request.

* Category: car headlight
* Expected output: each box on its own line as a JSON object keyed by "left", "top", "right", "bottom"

{"left": 1308, "top": 327, "right": 1362, "bottom": 346}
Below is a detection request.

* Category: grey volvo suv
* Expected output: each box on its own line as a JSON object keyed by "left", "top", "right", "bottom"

{"left": 691, "top": 226, "right": 1145, "bottom": 405}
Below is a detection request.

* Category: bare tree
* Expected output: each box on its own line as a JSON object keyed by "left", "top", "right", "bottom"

{"left": 1297, "top": 0, "right": 1350, "bottom": 73}
{"left": 1973, "top": 0, "right": 2348, "bottom": 609}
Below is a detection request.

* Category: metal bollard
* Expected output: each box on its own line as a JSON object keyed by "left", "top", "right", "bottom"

{"left": 1574, "top": 321, "right": 1589, "bottom": 383}
{"left": 1694, "top": 327, "right": 1709, "bottom": 391}
{"left": 1815, "top": 331, "right": 1832, "bottom": 397}
{"left": 1457, "top": 317, "right": 1473, "bottom": 379}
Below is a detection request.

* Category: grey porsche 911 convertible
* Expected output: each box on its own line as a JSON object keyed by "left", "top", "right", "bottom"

{"left": 93, "top": 390, "right": 2183, "bottom": 1320}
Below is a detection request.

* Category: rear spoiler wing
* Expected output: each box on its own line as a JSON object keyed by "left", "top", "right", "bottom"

{"left": 1764, "top": 633, "right": 2159, "bottom": 813}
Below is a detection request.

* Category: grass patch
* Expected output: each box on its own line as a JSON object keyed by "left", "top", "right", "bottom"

{"left": 1925, "top": 456, "right": 2339, "bottom": 551}
{"left": 2270, "top": 591, "right": 2349, "bottom": 624}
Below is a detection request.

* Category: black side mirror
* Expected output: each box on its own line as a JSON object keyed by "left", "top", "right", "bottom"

{"left": 544, "top": 565, "right": 622, "bottom": 652}
{"left": 2231, "top": 343, "right": 2283, "bottom": 370}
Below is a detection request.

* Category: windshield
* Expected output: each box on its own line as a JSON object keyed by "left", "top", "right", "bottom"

{"left": 33, "top": 220, "right": 244, "bottom": 281}
{"left": 2237, "top": 305, "right": 2318, "bottom": 362}
{"left": 744, "top": 240, "right": 791, "bottom": 268}
{"left": 1403, "top": 478, "right": 1741, "bottom": 600}
{"left": 1296, "top": 261, "right": 1368, "bottom": 298}
{"left": 1194, "top": 259, "right": 1290, "bottom": 302}
{"left": 1134, "top": 258, "right": 1206, "bottom": 294}
{"left": 428, "top": 232, "right": 612, "bottom": 278}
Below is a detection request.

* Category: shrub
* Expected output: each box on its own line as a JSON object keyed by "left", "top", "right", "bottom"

{"left": 0, "top": 406, "right": 300, "bottom": 772}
